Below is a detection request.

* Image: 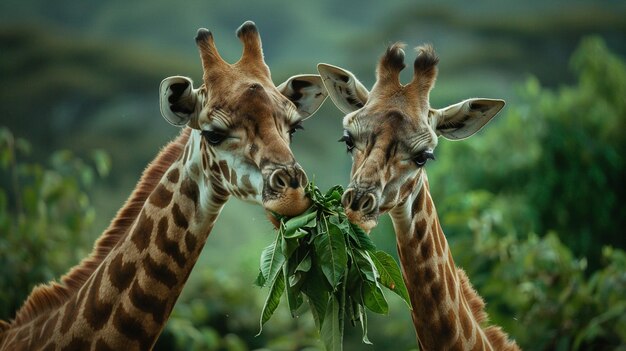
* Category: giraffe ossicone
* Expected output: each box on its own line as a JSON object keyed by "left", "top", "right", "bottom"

{"left": 0, "top": 21, "right": 327, "bottom": 351}
{"left": 319, "top": 43, "right": 520, "bottom": 350}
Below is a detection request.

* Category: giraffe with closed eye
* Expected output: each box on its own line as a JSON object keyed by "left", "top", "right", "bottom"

{"left": 319, "top": 44, "right": 520, "bottom": 350}
{"left": 0, "top": 21, "right": 327, "bottom": 351}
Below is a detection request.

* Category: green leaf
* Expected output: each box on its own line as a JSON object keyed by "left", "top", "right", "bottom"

{"left": 359, "top": 304, "right": 372, "bottom": 344}
{"left": 362, "top": 280, "right": 389, "bottom": 315}
{"left": 353, "top": 296, "right": 372, "bottom": 345}
{"left": 281, "top": 236, "right": 299, "bottom": 258}
{"left": 314, "top": 221, "right": 348, "bottom": 288}
{"left": 349, "top": 224, "right": 377, "bottom": 251}
{"left": 284, "top": 211, "right": 317, "bottom": 235}
{"left": 260, "top": 233, "right": 286, "bottom": 283}
{"left": 295, "top": 254, "right": 312, "bottom": 273}
{"left": 284, "top": 264, "right": 304, "bottom": 315}
{"left": 324, "top": 184, "right": 344, "bottom": 198}
{"left": 284, "top": 227, "right": 309, "bottom": 239}
{"left": 302, "top": 266, "right": 330, "bottom": 332}
{"left": 289, "top": 272, "right": 303, "bottom": 287}
{"left": 370, "top": 250, "right": 412, "bottom": 309}
{"left": 257, "top": 270, "right": 285, "bottom": 335}
{"left": 321, "top": 295, "right": 343, "bottom": 351}
{"left": 253, "top": 270, "right": 266, "bottom": 287}
{"left": 353, "top": 250, "right": 378, "bottom": 283}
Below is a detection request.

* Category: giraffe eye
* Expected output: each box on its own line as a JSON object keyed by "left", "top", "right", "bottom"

{"left": 414, "top": 150, "right": 435, "bottom": 167}
{"left": 202, "top": 129, "right": 228, "bottom": 145}
{"left": 338, "top": 130, "right": 355, "bottom": 153}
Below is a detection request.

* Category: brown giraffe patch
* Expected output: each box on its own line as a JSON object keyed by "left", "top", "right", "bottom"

{"left": 461, "top": 308, "right": 474, "bottom": 341}
{"left": 143, "top": 254, "right": 177, "bottom": 288}
{"left": 95, "top": 338, "right": 115, "bottom": 351}
{"left": 211, "top": 180, "right": 229, "bottom": 199}
{"left": 149, "top": 184, "right": 174, "bottom": 208}
{"left": 446, "top": 308, "right": 462, "bottom": 346}
{"left": 432, "top": 307, "right": 455, "bottom": 348}
{"left": 430, "top": 275, "right": 445, "bottom": 302}
{"left": 112, "top": 304, "right": 152, "bottom": 350}
{"left": 413, "top": 218, "right": 428, "bottom": 241}
{"left": 108, "top": 253, "right": 137, "bottom": 291}
{"left": 83, "top": 268, "right": 114, "bottom": 331}
{"left": 172, "top": 203, "right": 189, "bottom": 228}
{"left": 425, "top": 194, "right": 433, "bottom": 215}
{"left": 167, "top": 168, "right": 180, "bottom": 184}
{"left": 420, "top": 237, "right": 434, "bottom": 258}
{"left": 59, "top": 295, "right": 79, "bottom": 334}
{"left": 180, "top": 177, "right": 199, "bottom": 206}
{"left": 229, "top": 167, "right": 238, "bottom": 185}
{"left": 475, "top": 333, "right": 485, "bottom": 350}
{"left": 209, "top": 158, "right": 221, "bottom": 175}
{"left": 60, "top": 337, "right": 90, "bottom": 351}
{"left": 128, "top": 280, "right": 167, "bottom": 325}
{"left": 422, "top": 266, "right": 436, "bottom": 284}
{"left": 155, "top": 217, "right": 186, "bottom": 268}
{"left": 131, "top": 211, "right": 154, "bottom": 251}
{"left": 218, "top": 160, "right": 230, "bottom": 179}
{"left": 184, "top": 231, "right": 198, "bottom": 253}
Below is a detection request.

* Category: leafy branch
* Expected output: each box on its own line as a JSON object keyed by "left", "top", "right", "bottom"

{"left": 255, "top": 183, "right": 411, "bottom": 350}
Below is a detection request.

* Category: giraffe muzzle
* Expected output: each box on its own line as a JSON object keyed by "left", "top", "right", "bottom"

{"left": 263, "top": 165, "right": 311, "bottom": 216}
{"left": 342, "top": 188, "right": 377, "bottom": 214}
{"left": 268, "top": 167, "right": 308, "bottom": 192}
{"left": 342, "top": 188, "right": 379, "bottom": 232}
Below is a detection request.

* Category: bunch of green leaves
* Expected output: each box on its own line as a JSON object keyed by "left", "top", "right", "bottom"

{"left": 254, "top": 183, "right": 411, "bottom": 350}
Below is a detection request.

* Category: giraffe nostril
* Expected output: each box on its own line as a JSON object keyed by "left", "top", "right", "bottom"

{"left": 359, "top": 193, "right": 377, "bottom": 214}
{"left": 298, "top": 169, "right": 308, "bottom": 188}
{"left": 269, "top": 169, "right": 289, "bottom": 191}
{"left": 342, "top": 189, "right": 355, "bottom": 209}
{"left": 277, "top": 176, "right": 286, "bottom": 188}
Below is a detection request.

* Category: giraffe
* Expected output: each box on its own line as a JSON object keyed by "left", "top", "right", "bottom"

{"left": 0, "top": 21, "right": 328, "bottom": 351}
{"left": 317, "top": 43, "right": 520, "bottom": 350}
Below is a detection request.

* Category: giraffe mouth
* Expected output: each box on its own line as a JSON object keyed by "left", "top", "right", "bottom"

{"left": 345, "top": 209, "right": 378, "bottom": 233}
{"left": 263, "top": 187, "right": 311, "bottom": 216}
{"left": 261, "top": 164, "right": 310, "bottom": 216}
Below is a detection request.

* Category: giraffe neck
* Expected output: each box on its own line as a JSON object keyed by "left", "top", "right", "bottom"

{"left": 2, "top": 132, "right": 230, "bottom": 351}
{"left": 390, "top": 175, "right": 518, "bottom": 351}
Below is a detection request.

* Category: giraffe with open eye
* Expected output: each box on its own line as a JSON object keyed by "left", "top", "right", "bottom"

{"left": 319, "top": 43, "right": 520, "bottom": 350}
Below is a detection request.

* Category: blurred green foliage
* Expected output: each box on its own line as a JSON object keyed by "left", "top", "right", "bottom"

{"left": 433, "top": 37, "right": 626, "bottom": 267}
{"left": 0, "top": 128, "right": 109, "bottom": 318}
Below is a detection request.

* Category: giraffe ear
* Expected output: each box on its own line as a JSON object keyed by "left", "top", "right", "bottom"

{"left": 159, "top": 76, "right": 203, "bottom": 127}
{"left": 277, "top": 74, "right": 328, "bottom": 119}
{"left": 431, "top": 98, "right": 505, "bottom": 140}
{"left": 317, "top": 63, "right": 369, "bottom": 114}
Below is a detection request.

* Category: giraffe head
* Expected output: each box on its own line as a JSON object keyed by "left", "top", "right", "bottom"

{"left": 159, "top": 22, "right": 327, "bottom": 216}
{"left": 318, "top": 43, "right": 504, "bottom": 231}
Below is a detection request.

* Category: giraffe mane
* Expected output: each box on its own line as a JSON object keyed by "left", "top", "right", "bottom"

{"left": 4, "top": 128, "right": 191, "bottom": 327}
{"left": 457, "top": 268, "right": 520, "bottom": 350}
